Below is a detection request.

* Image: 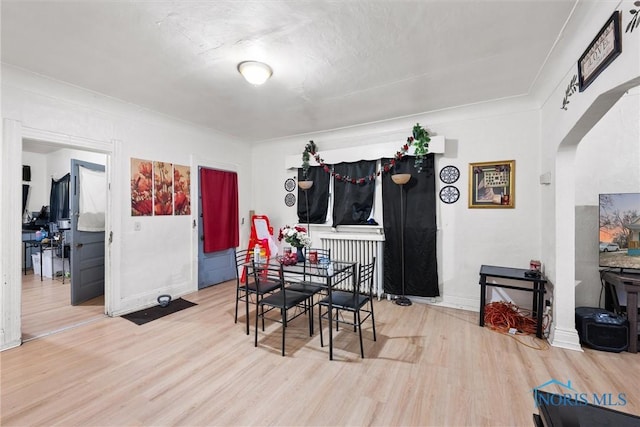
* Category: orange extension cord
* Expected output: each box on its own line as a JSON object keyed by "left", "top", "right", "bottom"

{"left": 483, "top": 301, "right": 550, "bottom": 350}
{"left": 484, "top": 301, "right": 538, "bottom": 335}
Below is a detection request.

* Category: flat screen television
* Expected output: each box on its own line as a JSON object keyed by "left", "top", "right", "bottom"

{"left": 599, "top": 192, "right": 640, "bottom": 271}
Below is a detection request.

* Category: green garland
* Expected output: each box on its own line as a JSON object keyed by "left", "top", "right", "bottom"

{"left": 411, "top": 123, "right": 431, "bottom": 172}
{"left": 302, "top": 123, "right": 430, "bottom": 179}
{"left": 302, "top": 140, "right": 317, "bottom": 178}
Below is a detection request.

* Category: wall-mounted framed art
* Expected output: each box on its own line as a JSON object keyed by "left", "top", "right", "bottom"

{"left": 468, "top": 160, "right": 515, "bottom": 208}
{"left": 578, "top": 11, "right": 621, "bottom": 92}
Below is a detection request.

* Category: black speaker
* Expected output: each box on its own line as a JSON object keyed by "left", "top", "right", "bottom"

{"left": 23, "top": 165, "right": 31, "bottom": 182}
{"left": 575, "top": 307, "right": 628, "bottom": 352}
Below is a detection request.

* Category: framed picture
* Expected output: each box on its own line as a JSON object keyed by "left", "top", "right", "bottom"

{"left": 578, "top": 11, "right": 621, "bottom": 92}
{"left": 468, "top": 160, "right": 515, "bottom": 208}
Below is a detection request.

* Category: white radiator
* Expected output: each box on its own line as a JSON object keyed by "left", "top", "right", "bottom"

{"left": 318, "top": 232, "right": 384, "bottom": 298}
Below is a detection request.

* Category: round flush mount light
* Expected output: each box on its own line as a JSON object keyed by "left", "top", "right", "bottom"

{"left": 237, "top": 61, "right": 273, "bottom": 85}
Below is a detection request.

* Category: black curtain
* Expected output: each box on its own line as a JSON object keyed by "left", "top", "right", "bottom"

{"left": 332, "top": 160, "right": 376, "bottom": 227}
{"left": 22, "top": 184, "right": 30, "bottom": 214}
{"left": 382, "top": 155, "right": 439, "bottom": 297}
{"left": 297, "top": 166, "right": 330, "bottom": 224}
{"left": 49, "top": 173, "right": 70, "bottom": 224}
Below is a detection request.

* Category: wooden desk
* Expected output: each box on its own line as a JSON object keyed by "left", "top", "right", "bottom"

{"left": 479, "top": 265, "right": 547, "bottom": 338}
{"left": 602, "top": 270, "right": 640, "bottom": 353}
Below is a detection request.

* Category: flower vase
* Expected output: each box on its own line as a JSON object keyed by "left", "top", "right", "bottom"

{"left": 296, "top": 247, "right": 305, "bottom": 263}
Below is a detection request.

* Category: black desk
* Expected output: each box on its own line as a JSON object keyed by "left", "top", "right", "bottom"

{"left": 22, "top": 238, "right": 66, "bottom": 282}
{"left": 479, "top": 265, "right": 547, "bottom": 338}
{"left": 533, "top": 390, "right": 640, "bottom": 426}
{"left": 23, "top": 239, "right": 45, "bottom": 280}
{"left": 602, "top": 270, "right": 640, "bottom": 353}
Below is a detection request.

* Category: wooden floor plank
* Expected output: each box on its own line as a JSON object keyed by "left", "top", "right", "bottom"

{"left": 2, "top": 279, "right": 639, "bottom": 426}
{"left": 20, "top": 272, "right": 105, "bottom": 341}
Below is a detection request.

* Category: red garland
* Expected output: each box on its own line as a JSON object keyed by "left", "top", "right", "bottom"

{"left": 307, "top": 136, "right": 416, "bottom": 185}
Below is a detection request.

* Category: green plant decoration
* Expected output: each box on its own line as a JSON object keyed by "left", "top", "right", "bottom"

{"left": 411, "top": 123, "right": 430, "bottom": 172}
{"left": 302, "top": 140, "right": 317, "bottom": 178}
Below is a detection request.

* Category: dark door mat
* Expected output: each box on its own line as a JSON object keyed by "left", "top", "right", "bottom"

{"left": 121, "top": 298, "right": 197, "bottom": 325}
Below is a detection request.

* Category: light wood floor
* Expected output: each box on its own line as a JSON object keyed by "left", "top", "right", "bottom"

{"left": 2, "top": 280, "right": 639, "bottom": 426}
{"left": 21, "top": 271, "right": 105, "bottom": 341}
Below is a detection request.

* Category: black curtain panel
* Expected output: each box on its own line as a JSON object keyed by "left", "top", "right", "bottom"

{"left": 332, "top": 160, "right": 376, "bottom": 227}
{"left": 49, "top": 173, "right": 70, "bottom": 224}
{"left": 22, "top": 184, "right": 30, "bottom": 214}
{"left": 382, "top": 155, "right": 439, "bottom": 297}
{"left": 297, "top": 166, "right": 330, "bottom": 224}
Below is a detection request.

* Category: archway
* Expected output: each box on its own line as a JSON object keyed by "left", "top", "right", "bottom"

{"left": 550, "top": 78, "right": 640, "bottom": 351}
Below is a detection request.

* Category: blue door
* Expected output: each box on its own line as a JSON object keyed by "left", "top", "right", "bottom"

{"left": 197, "top": 166, "right": 236, "bottom": 289}
{"left": 70, "top": 160, "right": 105, "bottom": 304}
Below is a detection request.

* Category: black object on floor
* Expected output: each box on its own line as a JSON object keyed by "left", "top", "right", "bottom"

{"left": 122, "top": 298, "right": 197, "bottom": 325}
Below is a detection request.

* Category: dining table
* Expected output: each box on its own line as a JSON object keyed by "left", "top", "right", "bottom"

{"left": 245, "top": 257, "right": 357, "bottom": 360}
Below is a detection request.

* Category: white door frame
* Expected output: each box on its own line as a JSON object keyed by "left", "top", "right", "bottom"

{"left": 1, "top": 120, "right": 115, "bottom": 350}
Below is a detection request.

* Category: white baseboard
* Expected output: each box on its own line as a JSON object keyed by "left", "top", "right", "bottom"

{"left": 549, "top": 324, "right": 583, "bottom": 352}
{"left": 0, "top": 338, "right": 22, "bottom": 352}
{"left": 397, "top": 294, "right": 479, "bottom": 312}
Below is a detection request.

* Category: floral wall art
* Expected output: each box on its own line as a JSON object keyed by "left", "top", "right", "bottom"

{"left": 131, "top": 158, "right": 153, "bottom": 216}
{"left": 153, "top": 161, "right": 173, "bottom": 216}
{"left": 130, "top": 158, "right": 191, "bottom": 217}
{"left": 173, "top": 164, "right": 191, "bottom": 215}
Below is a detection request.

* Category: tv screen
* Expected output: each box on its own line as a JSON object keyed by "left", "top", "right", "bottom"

{"left": 599, "top": 193, "right": 640, "bottom": 271}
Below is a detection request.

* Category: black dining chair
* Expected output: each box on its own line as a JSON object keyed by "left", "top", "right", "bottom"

{"left": 234, "top": 248, "right": 280, "bottom": 335}
{"left": 285, "top": 247, "right": 331, "bottom": 334}
{"left": 253, "top": 261, "right": 313, "bottom": 356}
{"left": 318, "top": 258, "right": 377, "bottom": 358}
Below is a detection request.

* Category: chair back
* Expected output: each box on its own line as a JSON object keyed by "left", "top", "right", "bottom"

{"left": 302, "top": 247, "right": 331, "bottom": 280}
{"left": 251, "top": 260, "right": 284, "bottom": 294}
{"left": 356, "top": 258, "right": 376, "bottom": 299}
{"left": 304, "top": 247, "right": 331, "bottom": 262}
{"left": 235, "top": 249, "right": 251, "bottom": 282}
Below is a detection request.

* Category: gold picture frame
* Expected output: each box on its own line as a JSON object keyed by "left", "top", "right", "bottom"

{"left": 468, "top": 160, "right": 515, "bottom": 208}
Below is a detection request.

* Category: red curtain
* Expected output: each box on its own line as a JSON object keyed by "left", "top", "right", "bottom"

{"left": 200, "top": 168, "right": 239, "bottom": 253}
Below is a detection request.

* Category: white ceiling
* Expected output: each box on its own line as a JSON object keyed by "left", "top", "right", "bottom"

{"left": 2, "top": 1, "right": 578, "bottom": 142}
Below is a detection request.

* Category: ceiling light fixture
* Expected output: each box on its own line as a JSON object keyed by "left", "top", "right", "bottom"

{"left": 237, "top": 61, "right": 273, "bottom": 85}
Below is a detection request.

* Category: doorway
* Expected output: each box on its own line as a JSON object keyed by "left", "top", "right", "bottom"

{"left": 197, "top": 166, "right": 238, "bottom": 289}
{"left": 189, "top": 156, "right": 241, "bottom": 291}
{"left": 20, "top": 138, "right": 109, "bottom": 341}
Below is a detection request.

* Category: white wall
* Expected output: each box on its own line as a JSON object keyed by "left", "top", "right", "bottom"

{"left": 2, "top": 64, "right": 253, "bottom": 326}
{"left": 47, "top": 148, "right": 106, "bottom": 182}
{"left": 535, "top": 2, "right": 640, "bottom": 350}
{"left": 574, "top": 88, "right": 640, "bottom": 308}
{"left": 20, "top": 151, "right": 47, "bottom": 212}
{"left": 252, "top": 98, "right": 542, "bottom": 311}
